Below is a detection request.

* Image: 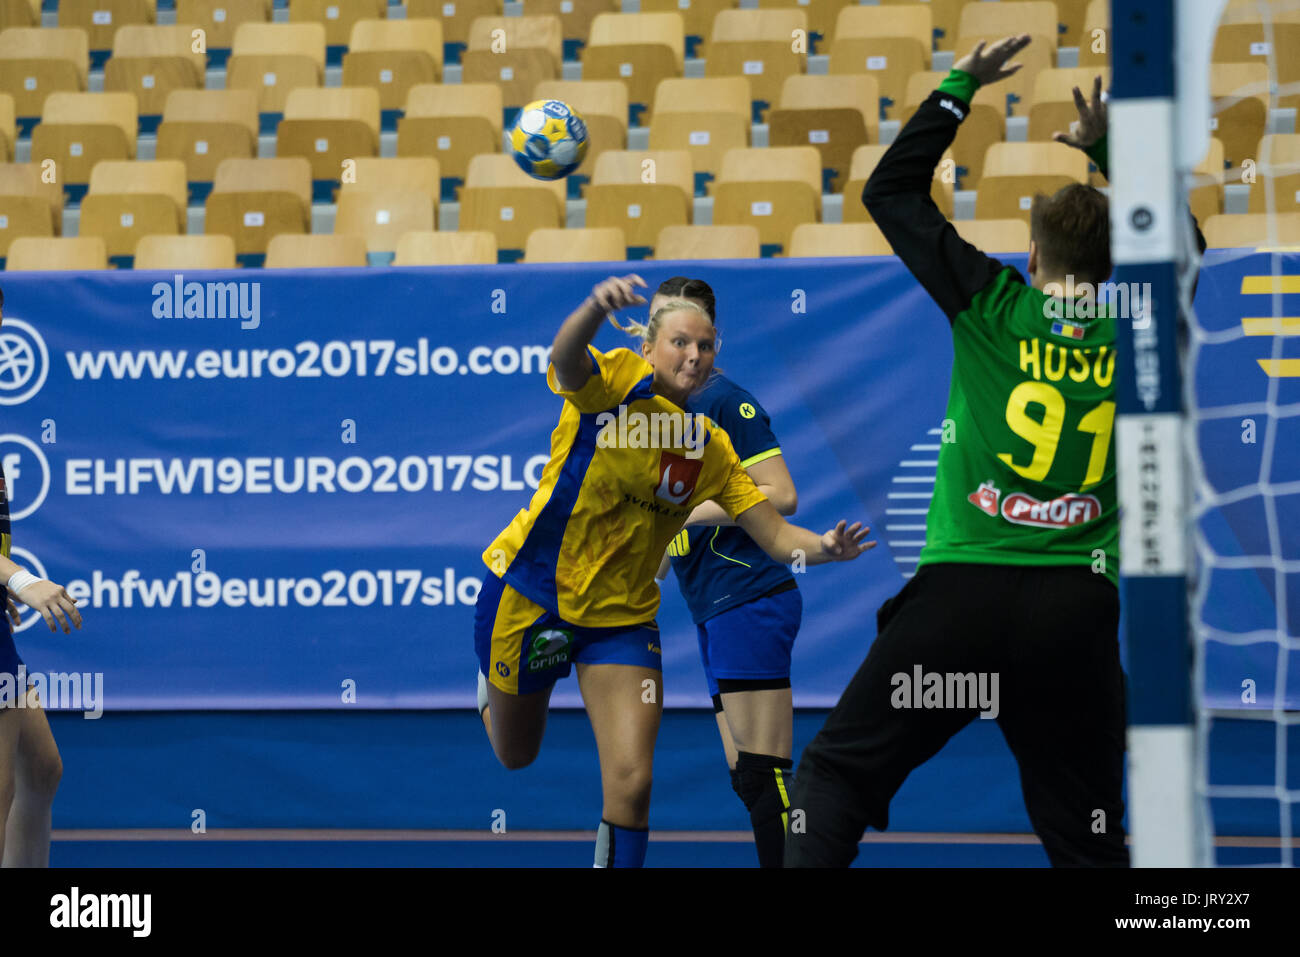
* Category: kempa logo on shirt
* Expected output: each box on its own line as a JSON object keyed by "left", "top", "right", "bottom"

{"left": 528, "top": 628, "right": 573, "bottom": 671}
{"left": 50, "top": 887, "right": 151, "bottom": 937}
{"left": 595, "top": 405, "right": 709, "bottom": 460}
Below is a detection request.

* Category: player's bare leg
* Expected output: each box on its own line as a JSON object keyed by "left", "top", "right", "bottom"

{"left": 0, "top": 700, "right": 24, "bottom": 864}
{"left": 719, "top": 688, "right": 793, "bottom": 761}
{"left": 578, "top": 662, "right": 661, "bottom": 866}
{"left": 1, "top": 689, "right": 61, "bottom": 867}
{"left": 482, "top": 680, "right": 555, "bottom": 770}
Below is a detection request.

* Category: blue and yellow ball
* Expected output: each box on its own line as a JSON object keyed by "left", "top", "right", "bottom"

{"left": 505, "top": 99, "right": 590, "bottom": 181}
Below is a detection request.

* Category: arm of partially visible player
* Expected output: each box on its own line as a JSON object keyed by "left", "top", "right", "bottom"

{"left": 863, "top": 35, "right": 1033, "bottom": 322}
{"left": 686, "top": 454, "right": 798, "bottom": 527}
{"left": 0, "top": 552, "right": 82, "bottom": 633}
{"left": 550, "top": 274, "right": 647, "bottom": 391}
{"left": 735, "top": 501, "right": 874, "bottom": 567}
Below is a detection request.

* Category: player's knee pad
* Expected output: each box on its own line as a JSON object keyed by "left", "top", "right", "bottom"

{"left": 733, "top": 750, "right": 794, "bottom": 828}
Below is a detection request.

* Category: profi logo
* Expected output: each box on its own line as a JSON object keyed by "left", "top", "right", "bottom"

{"left": 0, "top": 319, "right": 50, "bottom": 406}
{"left": 968, "top": 481, "right": 1001, "bottom": 517}
{"left": 1001, "top": 492, "right": 1102, "bottom": 528}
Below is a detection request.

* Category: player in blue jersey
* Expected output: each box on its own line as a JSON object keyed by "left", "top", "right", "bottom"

{"left": 0, "top": 286, "right": 85, "bottom": 867}
{"left": 652, "top": 277, "right": 803, "bottom": 867}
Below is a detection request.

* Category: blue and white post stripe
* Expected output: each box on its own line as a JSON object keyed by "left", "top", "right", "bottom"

{"left": 1110, "top": 0, "right": 1212, "bottom": 867}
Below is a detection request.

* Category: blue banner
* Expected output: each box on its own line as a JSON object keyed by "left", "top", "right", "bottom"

{"left": 0, "top": 252, "right": 1293, "bottom": 709}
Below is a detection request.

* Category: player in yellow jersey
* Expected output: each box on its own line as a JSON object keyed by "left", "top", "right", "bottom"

{"left": 0, "top": 286, "right": 85, "bottom": 867}
{"left": 475, "top": 274, "right": 874, "bottom": 867}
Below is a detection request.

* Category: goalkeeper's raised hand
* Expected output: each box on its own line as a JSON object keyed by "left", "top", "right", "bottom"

{"left": 1053, "top": 74, "right": 1107, "bottom": 151}
{"left": 952, "top": 34, "right": 1032, "bottom": 86}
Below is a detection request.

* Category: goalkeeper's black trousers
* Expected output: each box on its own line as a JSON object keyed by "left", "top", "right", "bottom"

{"left": 786, "top": 562, "right": 1130, "bottom": 867}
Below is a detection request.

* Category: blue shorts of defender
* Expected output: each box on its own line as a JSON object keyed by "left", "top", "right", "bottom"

{"left": 697, "top": 584, "right": 803, "bottom": 700}
{"left": 475, "top": 572, "right": 662, "bottom": 696}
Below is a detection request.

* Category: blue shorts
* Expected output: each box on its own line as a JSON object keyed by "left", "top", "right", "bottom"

{"left": 696, "top": 584, "right": 802, "bottom": 698}
{"left": 474, "top": 572, "right": 662, "bottom": 696}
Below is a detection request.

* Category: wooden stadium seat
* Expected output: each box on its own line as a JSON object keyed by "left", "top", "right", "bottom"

{"left": 265, "top": 232, "right": 367, "bottom": 268}
{"left": 1027, "top": 68, "right": 1113, "bottom": 143}
{"left": 341, "top": 157, "right": 441, "bottom": 203}
{"left": 0, "top": 93, "right": 12, "bottom": 161}
{"left": 175, "top": 0, "right": 272, "bottom": 52}
{"left": 953, "top": 218, "right": 1032, "bottom": 253}
{"left": 1077, "top": 0, "right": 1110, "bottom": 67}
{"left": 58, "top": 0, "right": 155, "bottom": 54}
{"left": 768, "top": 74, "right": 878, "bottom": 194}
{"left": 975, "top": 142, "right": 1091, "bottom": 223}
{"left": 827, "top": 4, "right": 931, "bottom": 119}
{"left": 227, "top": 22, "right": 325, "bottom": 114}
{"left": 1203, "top": 211, "right": 1300, "bottom": 248}
{"left": 705, "top": 10, "right": 807, "bottom": 122}
{"left": 289, "top": 0, "right": 386, "bottom": 49}
{"left": 953, "top": 32, "right": 1054, "bottom": 118}
{"left": 5, "top": 235, "right": 107, "bottom": 270}
{"left": 524, "top": 226, "right": 626, "bottom": 262}
{"left": 393, "top": 229, "right": 497, "bottom": 265}
{"left": 134, "top": 232, "right": 237, "bottom": 269}
{"left": 276, "top": 86, "right": 380, "bottom": 182}
{"left": 0, "top": 162, "right": 60, "bottom": 257}
{"left": 343, "top": 19, "right": 443, "bottom": 112}
{"left": 0, "top": 27, "right": 89, "bottom": 121}
{"left": 406, "top": 0, "right": 500, "bottom": 54}
{"left": 1189, "top": 137, "right": 1227, "bottom": 225}
{"left": 711, "top": 145, "right": 821, "bottom": 251}
{"left": 905, "top": 70, "right": 1003, "bottom": 189}
{"left": 1211, "top": 63, "right": 1271, "bottom": 170}
{"left": 1213, "top": 10, "right": 1300, "bottom": 95}
{"left": 0, "top": 0, "right": 39, "bottom": 30}
{"left": 104, "top": 24, "right": 207, "bottom": 118}
{"left": 879, "top": 0, "right": 964, "bottom": 51}
{"left": 958, "top": 2, "right": 1060, "bottom": 47}
{"left": 398, "top": 83, "right": 502, "bottom": 192}
{"left": 156, "top": 88, "right": 258, "bottom": 185}
{"left": 841, "top": 143, "right": 954, "bottom": 222}
{"left": 753, "top": 0, "right": 850, "bottom": 46}
{"left": 649, "top": 77, "right": 750, "bottom": 189}
{"left": 458, "top": 153, "right": 566, "bottom": 253}
{"left": 79, "top": 158, "right": 187, "bottom": 258}
{"left": 1247, "top": 134, "right": 1300, "bottom": 214}
{"left": 1053, "top": 0, "right": 1094, "bottom": 48}
{"left": 462, "top": 15, "right": 562, "bottom": 110}
{"left": 526, "top": 0, "right": 619, "bottom": 60}
{"left": 335, "top": 188, "right": 436, "bottom": 253}
{"left": 583, "top": 13, "right": 684, "bottom": 123}
{"left": 204, "top": 156, "right": 311, "bottom": 256}
{"left": 534, "top": 79, "right": 628, "bottom": 177}
{"left": 585, "top": 149, "right": 692, "bottom": 251}
{"left": 788, "top": 221, "right": 892, "bottom": 257}
{"left": 637, "top": 0, "right": 729, "bottom": 55}
{"left": 31, "top": 91, "right": 138, "bottom": 188}
{"left": 654, "top": 223, "right": 760, "bottom": 259}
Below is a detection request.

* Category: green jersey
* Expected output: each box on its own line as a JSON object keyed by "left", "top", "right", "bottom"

{"left": 863, "top": 71, "right": 1119, "bottom": 585}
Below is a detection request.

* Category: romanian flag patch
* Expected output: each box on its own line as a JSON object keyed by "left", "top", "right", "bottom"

{"left": 1051, "top": 320, "right": 1086, "bottom": 340}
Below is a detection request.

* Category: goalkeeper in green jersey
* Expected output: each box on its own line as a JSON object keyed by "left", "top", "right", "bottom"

{"left": 786, "top": 35, "right": 1205, "bottom": 867}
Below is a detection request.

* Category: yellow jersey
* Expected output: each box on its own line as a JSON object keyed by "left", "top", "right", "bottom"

{"left": 482, "top": 346, "right": 768, "bottom": 627}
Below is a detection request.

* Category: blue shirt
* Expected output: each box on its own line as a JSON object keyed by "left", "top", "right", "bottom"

{"left": 668, "top": 373, "right": 797, "bottom": 624}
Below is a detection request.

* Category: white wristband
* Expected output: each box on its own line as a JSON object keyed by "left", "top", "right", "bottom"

{"left": 6, "top": 569, "right": 41, "bottom": 597}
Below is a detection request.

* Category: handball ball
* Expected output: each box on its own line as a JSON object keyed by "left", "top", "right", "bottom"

{"left": 506, "top": 99, "right": 590, "bottom": 180}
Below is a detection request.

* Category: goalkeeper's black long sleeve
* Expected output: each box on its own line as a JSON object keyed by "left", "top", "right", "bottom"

{"left": 862, "top": 72, "right": 1011, "bottom": 324}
